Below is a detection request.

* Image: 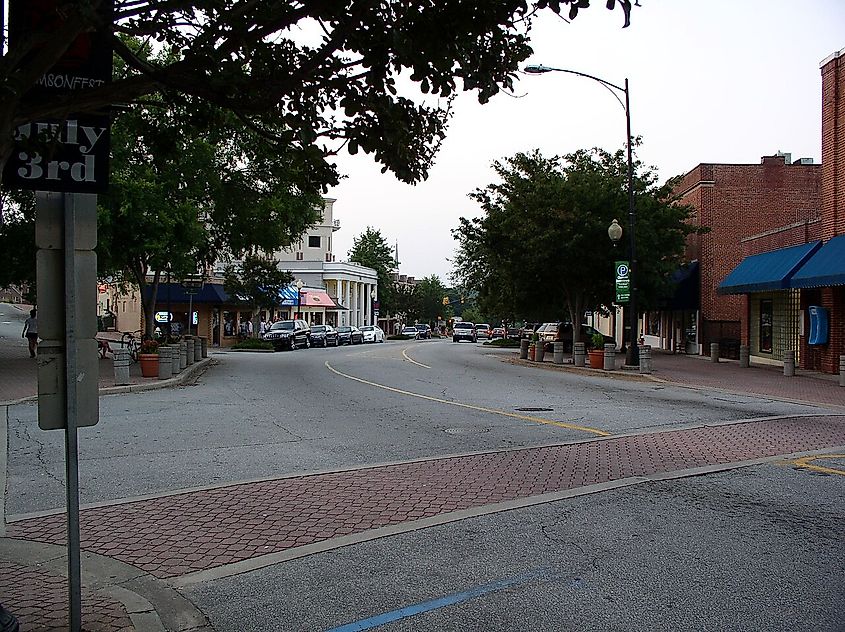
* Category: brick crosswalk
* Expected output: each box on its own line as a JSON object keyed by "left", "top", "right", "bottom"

{"left": 8, "top": 416, "right": 845, "bottom": 580}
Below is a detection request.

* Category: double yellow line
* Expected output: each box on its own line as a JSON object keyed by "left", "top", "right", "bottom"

{"left": 788, "top": 454, "right": 845, "bottom": 476}
{"left": 324, "top": 361, "right": 609, "bottom": 436}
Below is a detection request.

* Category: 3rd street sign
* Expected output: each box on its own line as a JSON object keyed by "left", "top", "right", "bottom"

{"left": 4, "top": 0, "right": 113, "bottom": 193}
{"left": 615, "top": 260, "right": 630, "bottom": 304}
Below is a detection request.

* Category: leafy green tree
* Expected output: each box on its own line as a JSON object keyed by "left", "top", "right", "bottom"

{"left": 393, "top": 284, "right": 421, "bottom": 325}
{"left": 1, "top": 1, "right": 637, "bottom": 188}
{"left": 415, "top": 275, "right": 450, "bottom": 326}
{"left": 224, "top": 255, "right": 292, "bottom": 338}
{"left": 348, "top": 227, "right": 398, "bottom": 314}
{"left": 0, "top": 190, "right": 36, "bottom": 301}
{"left": 453, "top": 146, "right": 697, "bottom": 345}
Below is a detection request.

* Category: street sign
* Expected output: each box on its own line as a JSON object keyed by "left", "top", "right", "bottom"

{"left": 615, "top": 260, "right": 631, "bottom": 304}
{"left": 4, "top": 0, "right": 114, "bottom": 193}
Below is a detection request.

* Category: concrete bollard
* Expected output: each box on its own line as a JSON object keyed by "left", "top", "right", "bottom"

{"left": 710, "top": 342, "right": 720, "bottom": 363}
{"left": 520, "top": 339, "right": 529, "bottom": 360}
{"left": 185, "top": 338, "right": 195, "bottom": 366}
{"left": 194, "top": 337, "right": 202, "bottom": 361}
{"left": 113, "top": 348, "right": 130, "bottom": 385}
{"left": 739, "top": 345, "right": 750, "bottom": 368}
{"left": 201, "top": 337, "right": 208, "bottom": 358}
{"left": 168, "top": 346, "right": 178, "bottom": 377}
{"left": 158, "top": 346, "right": 172, "bottom": 379}
{"left": 534, "top": 341, "right": 545, "bottom": 362}
{"left": 783, "top": 350, "right": 795, "bottom": 377}
{"left": 639, "top": 345, "right": 652, "bottom": 374}
{"left": 179, "top": 341, "right": 188, "bottom": 371}
{"left": 840, "top": 355, "right": 845, "bottom": 387}
{"left": 573, "top": 342, "right": 586, "bottom": 367}
{"left": 603, "top": 343, "right": 616, "bottom": 370}
{"left": 553, "top": 341, "right": 564, "bottom": 365}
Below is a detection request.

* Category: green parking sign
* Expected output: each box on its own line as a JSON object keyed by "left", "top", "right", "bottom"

{"left": 615, "top": 261, "right": 630, "bottom": 304}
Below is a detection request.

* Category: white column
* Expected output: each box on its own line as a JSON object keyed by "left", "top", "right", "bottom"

{"left": 343, "top": 280, "right": 350, "bottom": 326}
{"left": 364, "top": 283, "right": 370, "bottom": 326}
{"left": 359, "top": 283, "right": 365, "bottom": 327}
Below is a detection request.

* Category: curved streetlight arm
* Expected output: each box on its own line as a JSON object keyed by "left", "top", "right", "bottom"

{"left": 524, "top": 64, "right": 627, "bottom": 110}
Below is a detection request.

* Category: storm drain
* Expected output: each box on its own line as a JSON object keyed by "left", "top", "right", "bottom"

{"left": 444, "top": 427, "right": 490, "bottom": 435}
{"left": 514, "top": 407, "right": 554, "bottom": 412}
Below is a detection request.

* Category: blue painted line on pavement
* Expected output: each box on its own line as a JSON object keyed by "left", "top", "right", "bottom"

{"left": 324, "top": 567, "right": 555, "bottom": 632}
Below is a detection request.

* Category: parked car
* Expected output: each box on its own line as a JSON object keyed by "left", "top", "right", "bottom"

{"left": 361, "top": 325, "right": 385, "bottom": 343}
{"left": 336, "top": 325, "right": 364, "bottom": 345}
{"left": 263, "top": 319, "right": 311, "bottom": 350}
{"left": 401, "top": 325, "right": 419, "bottom": 338}
{"left": 452, "top": 321, "right": 477, "bottom": 343}
{"left": 539, "top": 322, "right": 617, "bottom": 351}
{"left": 475, "top": 323, "right": 491, "bottom": 339}
{"left": 414, "top": 323, "right": 432, "bottom": 339}
{"left": 506, "top": 327, "right": 521, "bottom": 340}
{"left": 309, "top": 324, "right": 339, "bottom": 347}
{"left": 491, "top": 327, "right": 505, "bottom": 339}
{"left": 520, "top": 323, "right": 540, "bottom": 339}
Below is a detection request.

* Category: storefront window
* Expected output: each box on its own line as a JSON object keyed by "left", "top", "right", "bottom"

{"left": 223, "top": 311, "right": 236, "bottom": 337}
{"left": 759, "top": 300, "right": 773, "bottom": 353}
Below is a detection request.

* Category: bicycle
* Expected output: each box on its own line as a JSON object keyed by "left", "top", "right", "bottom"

{"left": 120, "top": 330, "right": 142, "bottom": 362}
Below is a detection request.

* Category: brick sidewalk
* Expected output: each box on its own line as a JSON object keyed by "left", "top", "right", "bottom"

{"left": 0, "top": 560, "right": 134, "bottom": 631}
{"left": 7, "top": 416, "right": 845, "bottom": 581}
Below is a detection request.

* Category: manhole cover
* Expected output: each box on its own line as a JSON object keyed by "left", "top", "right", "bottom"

{"left": 514, "top": 407, "right": 554, "bottom": 412}
{"left": 444, "top": 427, "right": 490, "bottom": 435}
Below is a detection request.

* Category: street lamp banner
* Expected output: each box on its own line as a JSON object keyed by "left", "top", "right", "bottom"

{"left": 615, "top": 260, "right": 630, "bottom": 304}
{"left": 4, "top": 0, "right": 114, "bottom": 193}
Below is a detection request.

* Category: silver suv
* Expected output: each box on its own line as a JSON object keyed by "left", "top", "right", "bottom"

{"left": 452, "top": 321, "right": 477, "bottom": 343}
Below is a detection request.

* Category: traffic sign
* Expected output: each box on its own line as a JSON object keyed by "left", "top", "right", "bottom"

{"left": 615, "top": 260, "right": 630, "bottom": 304}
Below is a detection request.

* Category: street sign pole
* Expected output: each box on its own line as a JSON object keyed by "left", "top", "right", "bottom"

{"left": 64, "top": 194, "right": 82, "bottom": 631}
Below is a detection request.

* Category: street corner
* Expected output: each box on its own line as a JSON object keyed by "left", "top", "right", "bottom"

{"left": 0, "top": 538, "right": 211, "bottom": 632}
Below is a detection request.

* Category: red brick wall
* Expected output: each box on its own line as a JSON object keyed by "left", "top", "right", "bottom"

{"left": 817, "top": 49, "right": 845, "bottom": 373}
{"left": 741, "top": 219, "right": 822, "bottom": 256}
{"left": 675, "top": 159, "right": 821, "bottom": 329}
{"left": 821, "top": 50, "right": 845, "bottom": 240}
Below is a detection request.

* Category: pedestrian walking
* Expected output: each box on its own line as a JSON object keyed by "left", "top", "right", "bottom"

{"left": 22, "top": 308, "right": 38, "bottom": 358}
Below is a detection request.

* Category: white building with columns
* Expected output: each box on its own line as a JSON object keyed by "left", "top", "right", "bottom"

{"left": 274, "top": 198, "right": 379, "bottom": 327}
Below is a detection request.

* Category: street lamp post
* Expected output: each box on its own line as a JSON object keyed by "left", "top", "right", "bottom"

{"left": 524, "top": 64, "right": 639, "bottom": 366}
{"left": 370, "top": 288, "right": 377, "bottom": 326}
{"left": 295, "top": 279, "right": 304, "bottom": 321}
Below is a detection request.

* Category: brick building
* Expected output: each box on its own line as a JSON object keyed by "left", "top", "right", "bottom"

{"left": 717, "top": 47, "right": 844, "bottom": 374}
{"left": 656, "top": 155, "right": 821, "bottom": 359}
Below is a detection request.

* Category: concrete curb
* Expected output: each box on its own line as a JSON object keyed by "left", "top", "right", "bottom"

{"left": 0, "top": 357, "right": 215, "bottom": 406}
{"left": 0, "top": 538, "right": 211, "bottom": 631}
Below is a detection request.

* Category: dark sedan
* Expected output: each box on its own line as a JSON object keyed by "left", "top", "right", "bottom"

{"left": 336, "top": 325, "right": 363, "bottom": 345}
{"left": 309, "top": 324, "right": 339, "bottom": 347}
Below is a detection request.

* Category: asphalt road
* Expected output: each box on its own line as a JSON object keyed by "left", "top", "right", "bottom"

{"left": 5, "top": 338, "right": 844, "bottom": 631}
{"left": 5, "top": 340, "right": 831, "bottom": 515}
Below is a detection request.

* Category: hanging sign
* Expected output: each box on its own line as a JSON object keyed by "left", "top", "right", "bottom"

{"left": 615, "top": 261, "right": 630, "bottom": 304}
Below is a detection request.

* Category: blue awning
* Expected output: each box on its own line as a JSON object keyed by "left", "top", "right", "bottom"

{"left": 718, "top": 241, "right": 821, "bottom": 295}
{"left": 147, "top": 282, "right": 230, "bottom": 304}
{"left": 790, "top": 234, "right": 845, "bottom": 288}
{"left": 279, "top": 285, "right": 301, "bottom": 307}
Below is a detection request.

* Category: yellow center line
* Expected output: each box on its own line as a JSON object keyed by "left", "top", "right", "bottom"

{"left": 402, "top": 346, "right": 431, "bottom": 369}
{"left": 787, "top": 454, "right": 845, "bottom": 476}
{"left": 325, "top": 361, "right": 609, "bottom": 436}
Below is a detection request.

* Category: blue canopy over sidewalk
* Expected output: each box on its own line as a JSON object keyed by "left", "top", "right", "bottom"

{"left": 789, "top": 234, "right": 845, "bottom": 288}
{"left": 718, "top": 241, "right": 821, "bottom": 295}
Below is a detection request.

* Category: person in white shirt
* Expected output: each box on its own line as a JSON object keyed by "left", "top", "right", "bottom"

{"left": 22, "top": 309, "right": 38, "bottom": 358}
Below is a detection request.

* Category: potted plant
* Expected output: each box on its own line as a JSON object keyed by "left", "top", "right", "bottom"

{"left": 529, "top": 332, "right": 539, "bottom": 361}
{"left": 588, "top": 332, "right": 605, "bottom": 369}
{"left": 138, "top": 339, "right": 160, "bottom": 377}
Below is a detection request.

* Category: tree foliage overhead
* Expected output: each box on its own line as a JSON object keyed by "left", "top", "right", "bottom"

{"left": 348, "top": 226, "right": 398, "bottom": 314}
{"left": 452, "top": 146, "right": 697, "bottom": 335}
{"left": 224, "top": 254, "right": 292, "bottom": 338}
{"left": 96, "top": 52, "right": 326, "bottom": 337}
{"left": 2, "top": 0, "right": 638, "bottom": 187}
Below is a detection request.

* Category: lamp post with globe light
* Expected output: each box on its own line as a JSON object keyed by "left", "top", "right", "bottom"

{"left": 524, "top": 64, "right": 639, "bottom": 366}
{"left": 295, "top": 278, "right": 304, "bottom": 320}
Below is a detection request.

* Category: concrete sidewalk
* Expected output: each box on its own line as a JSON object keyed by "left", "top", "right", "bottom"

{"left": 515, "top": 348, "right": 845, "bottom": 408}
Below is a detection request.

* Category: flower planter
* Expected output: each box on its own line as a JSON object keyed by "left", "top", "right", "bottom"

{"left": 139, "top": 353, "right": 159, "bottom": 377}
{"left": 588, "top": 350, "right": 604, "bottom": 369}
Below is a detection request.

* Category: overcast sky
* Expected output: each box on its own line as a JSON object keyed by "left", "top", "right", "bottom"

{"left": 326, "top": 1, "right": 845, "bottom": 283}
